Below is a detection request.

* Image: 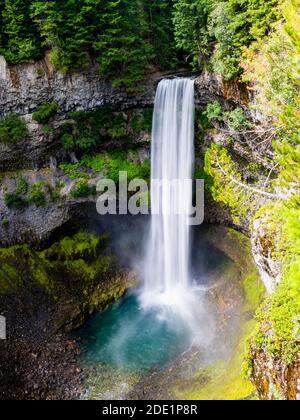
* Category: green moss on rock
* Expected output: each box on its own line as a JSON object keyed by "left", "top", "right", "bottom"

{"left": 204, "top": 144, "right": 254, "bottom": 224}
{"left": 0, "top": 231, "right": 136, "bottom": 330}
{"left": 0, "top": 246, "right": 27, "bottom": 294}
{"left": 246, "top": 201, "right": 300, "bottom": 397}
{"left": 0, "top": 114, "right": 28, "bottom": 144}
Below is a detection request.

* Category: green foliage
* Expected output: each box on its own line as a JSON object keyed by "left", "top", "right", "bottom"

{"left": 59, "top": 162, "right": 85, "bottom": 181}
{"left": 29, "top": 0, "right": 177, "bottom": 87}
{"left": 31, "top": 1, "right": 94, "bottom": 73}
{"left": 15, "top": 176, "right": 28, "bottom": 195}
{"left": 93, "top": 0, "right": 152, "bottom": 89}
{"left": 0, "top": 1, "right": 178, "bottom": 86}
{"left": 59, "top": 151, "right": 150, "bottom": 187}
{"left": 224, "top": 108, "right": 252, "bottom": 131}
{"left": 3, "top": 179, "right": 60, "bottom": 209}
{"left": 107, "top": 114, "right": 127, "bottom": 139}
{"left": 44, "top": 231, "right": 101, "bottom": 261}
{"left": 204, "top": 143, "right": 254, "bottom": 223}
{"left": 211, "top": 0, "right": 282, "bottom": 79}
{"left": 195, "top": 108, "right": 212, "bottom": 134}
{"left": 240, "top": 5, "right": 300, "bottom": 375}
{"left": 242, "top": 1, "right": 300, "bottom": 202}
{"left": 246, "top": 202, "right": 300, "bottom": 373}
{"left": 173, "top": 0, "right": 214, "bottom": 68}
{"left": 143, "top": 0, "right": 178, "bottom": 70}
{"left": 173, "top": 0, "right": 282, "bottom": 78}
{"left": 81, "top": 152, "right": 151, "bottom": 183}
{"left": 0, "top": 246, "right": 25, "bottom": 293}
{"left": 0, "top": 0, "right": 42, "bottom": 63}
{"left": 204, "top": 101, "right": 223, "bottom": 121}
{"left": 208, "top": 2, "right": 243, "bottom": 80}
{"left": 253, "top": 281, "right": 299, "bottom": 364}
{"left": 242, "top": 272, "right": 265, "bottom": 314}
{"left": 32, "top": 102, "right": 59, "bottom": 124}
{"left": 130, "top": 108, "right": 153, "bottom": 133}
{"left": 204, "top": 102, "right": 252, "bottom": 131}
{"left": 0, "top": 0, "right": 284, "bottom": 84}
{"left": 0, "top": 114, "right": 28, "bottom": 144}
{"left": 4, "top": 192, "right": 27, "bottom": 209}
{"left": 0, "top": 232, "right": 121, "bottom": 313}
{"left": 49, "top": 189, "right": 60, "bottom": 203}
{"left": 194, "top": 166, "right": 214, "bottom": 195}
{"left": 27, "top": 182, "right": 46, "bottom": 207}
{"left": 71, "top": 180, "right": 96, "bottom": 198}
{"left": 60, "top": 107, "right": 153, "bottom": 152}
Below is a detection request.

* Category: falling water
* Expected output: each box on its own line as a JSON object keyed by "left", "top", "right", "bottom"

{"left": 78, "top": 80, "right": 217, "bottom": 370}
{"left": 141, "top": 78, "right": 197, "bottom": 319}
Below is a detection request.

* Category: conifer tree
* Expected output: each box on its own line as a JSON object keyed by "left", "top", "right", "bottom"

{"left": 143, "top": 0, "right": 177, "bottom": 69}
{"left": 1, "top": 0, "right": 42, "bottom": 63}
{"left": 93, "top": 0, "right": 152, "bottom": 89}
{"left": 173, "top": 0, "right": 213, "bottom": 68}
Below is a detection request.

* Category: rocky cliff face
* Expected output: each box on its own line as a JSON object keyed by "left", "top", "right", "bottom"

{"left": 0, "top": 55, "right": 260, "bottom": 246}
{"left": 251, "top": 216, "right": 282, "bottom": 293}
{"left": 0, "top": 55, "right": 275, "bottom": 250}
{"left": 0, "top": 55, "right": 253, "bottom": 172}
{"left": 0, "top": 55, "right": 157, "bottom": 117}
{"left": 0, "top": 54, "right": 156, "bottom": 171}
{"left": 0, "top": 55, "right": 224, "bottom": 119}
{"left": 249, "top": 348, "right": 300, "bottom": 400}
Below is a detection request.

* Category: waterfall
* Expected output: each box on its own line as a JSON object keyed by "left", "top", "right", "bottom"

{"left": 141, "top": 78, "right": 196, "bottom": 314}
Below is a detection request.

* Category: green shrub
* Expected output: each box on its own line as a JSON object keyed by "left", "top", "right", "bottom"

{"left": 224, "top": 108, "right": 253, "bottom": 131}
{"left": 28, "top": 183, "right": 46, "bottom": 207}
{"left": 60, "top": 107, "right": 152, "bottom": 152}
{"left": 4, "top": 192, "right": 28, "bottom": 210}
{"left": 204, "top": 101, "right": 223, "bottom": 121}
{"left": 130, "top": 108, "right": 153, "bottom": 133}
{"left": 59, "top": 162, "right": 90, "bottom": 181}
{"left": 80, "top": 152, "right": 151, "bottom": 183}
{"left": 195, "top": 108, "right": 213, "bottom": 133}
{"left": 71, "top": 180, "right": 96, "bottom": 198}
{"left": 61, "top": 122, "right": 98, "bottom": 152}
{"left": 15, "top": 176, "right": 28, "bottom": 195}
{"left": 32, "top": 102, "right": 59, "bottom": 124}
{"left": 49, "top": 47, "right": 90, "bottom": 74}
{"left": 107, "top": 113, "right": 127, "bottom": 139}
{"left": 50, "top": 190, "right": 61, "bottom": 203}
{"left": 0, "top": 114, "right": 28, "bottom": 144}
{"left": 204, "top": 102, "right": 252, "bottom": 131}
{"left": 204, "top": 143, "right": 254, "bottom": 223}
{"left": 252, "top": 281, "right": 299, "bottom": 365}
{"left": 245, "top": 202, "right": 300, "bottom": 374}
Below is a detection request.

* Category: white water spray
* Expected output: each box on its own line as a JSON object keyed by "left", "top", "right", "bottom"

{"left": 140, "top": 78, "right": 202, "bottom": 332}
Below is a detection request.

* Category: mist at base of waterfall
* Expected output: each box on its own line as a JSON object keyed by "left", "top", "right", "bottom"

{"left": 75, "top": 239, "right": 233, "bottom": 373}
{"left": 77, "top": 292, "right": 198, "bottom": 371}
{"left": 138, "top": 283, "right": 215, "bottom": 347}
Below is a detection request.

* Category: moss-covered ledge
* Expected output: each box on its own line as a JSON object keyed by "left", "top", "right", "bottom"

{"left": 0, "top": 230, "right": 137, "bottom": 332}
{"left": 245, "top": 202, "right": 300, "bottom": 400}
